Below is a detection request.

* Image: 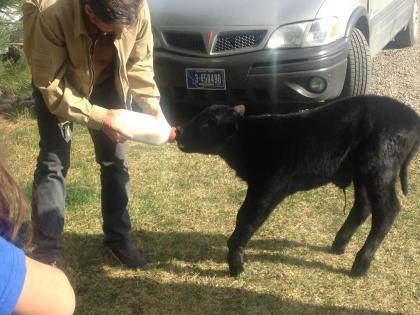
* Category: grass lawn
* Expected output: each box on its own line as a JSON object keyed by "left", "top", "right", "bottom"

{"left": 1, "top": 108, "right": 419, "bottom": 314}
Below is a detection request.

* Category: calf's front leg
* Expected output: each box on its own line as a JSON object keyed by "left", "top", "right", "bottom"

{"left": 227, "top": 185, "right": 283, "bottom": 276}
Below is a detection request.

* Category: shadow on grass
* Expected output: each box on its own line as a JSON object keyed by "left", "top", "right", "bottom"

{"left": 61, "top": 231, "right": 399, "bottom": 315}
{"left": 64, "top": 229, "right": 350, "bottom": 279}
{"left": 139, "top": 230, "right": 349, "bottom": 276}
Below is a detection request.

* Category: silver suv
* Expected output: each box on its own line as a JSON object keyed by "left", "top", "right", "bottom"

{"left": 149, "top": 0, "right": 419, "bottom": 115}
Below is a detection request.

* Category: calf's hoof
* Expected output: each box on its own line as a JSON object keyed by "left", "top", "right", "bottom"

{"left": 227, "top": 250, "right": 244, "bottom": 277}
{"left": 350, "top": 265, "right": 368, "bottom": 277}
{"left": 330, "top": 237, "right": 347, "bottom": 255}
{"left": 330, "top": 243, "right": 345, "bottom": 255}
{"left": 350, "top": 255, "right": 371, "bottom": 277}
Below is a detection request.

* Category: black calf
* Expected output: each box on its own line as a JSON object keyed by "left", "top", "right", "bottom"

{"left": 176, "top": 95, "right": 420, "bottom": 277}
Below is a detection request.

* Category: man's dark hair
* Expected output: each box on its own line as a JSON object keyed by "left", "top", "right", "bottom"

{"left": 85, "top": 0, "right": 143, "bottom": 25}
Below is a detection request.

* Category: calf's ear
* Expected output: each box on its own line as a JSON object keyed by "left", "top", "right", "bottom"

{"left": 233, "top": 105, "right": 245, "bottom": 116}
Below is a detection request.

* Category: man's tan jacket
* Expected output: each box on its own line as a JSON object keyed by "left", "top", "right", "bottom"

{"left": 23, "top": 0, "right": 161, "bottom": 130}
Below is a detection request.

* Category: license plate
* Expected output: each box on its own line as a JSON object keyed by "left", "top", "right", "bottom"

{"left": 186, "top": 68, "right": 226, "bottom": 90}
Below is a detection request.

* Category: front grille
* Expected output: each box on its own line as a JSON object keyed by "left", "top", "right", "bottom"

{"left": 163, "top": 32, "right": 206, "bottom": 53}
{"left": 213, "top": 30, "right": 267, "bottom": 53}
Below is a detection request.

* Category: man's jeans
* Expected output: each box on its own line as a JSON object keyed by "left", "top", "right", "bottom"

{"left": 31, "top": 80, "right": 132, "bottom": 261}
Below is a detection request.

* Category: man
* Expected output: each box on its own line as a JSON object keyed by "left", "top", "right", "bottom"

{"left": 22, "top": 0, "right": 164, "bottom": 268}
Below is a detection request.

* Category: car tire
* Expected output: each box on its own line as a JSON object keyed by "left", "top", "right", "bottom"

{"left": 394, "top": 0, "right": 419, "bottom": 47}
{"left": 340, "top": 28, "right": 371, "bottom": 98}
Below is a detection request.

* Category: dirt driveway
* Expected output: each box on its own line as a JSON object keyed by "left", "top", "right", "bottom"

{"left": 371, "top": 41, "right": 420, "bottom": 113}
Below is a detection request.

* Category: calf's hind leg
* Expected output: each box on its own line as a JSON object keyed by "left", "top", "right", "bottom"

{"left": 350, "top": 180, "right": 400, "bottom": 277}
{"left": 331, "top": 183, "right": 371, "bottom": 254}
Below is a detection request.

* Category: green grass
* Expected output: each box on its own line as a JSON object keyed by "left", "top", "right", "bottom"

{"left": 1, "top": 110, "right": 419, "bottom": 314}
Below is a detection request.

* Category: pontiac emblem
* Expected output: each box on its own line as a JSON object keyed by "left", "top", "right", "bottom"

{"left": 205, "top": 31, "right": 213, "bottom": 50}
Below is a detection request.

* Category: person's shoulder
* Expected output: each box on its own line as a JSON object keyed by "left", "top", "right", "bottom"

{"left": 34, "top": 0, "right": 77, "bottom": 35}
{"left": 23, "top": 0, "right": 72, "bottom": 12}
{"left": 35, "top": 0, "right": 75, "bottom": 20}
{"left": 128, "top": 0, "right": 150, "bottom": 33}
{"left": 140, "top": 0, "right": 147, "bottom": 9}
{"left": 139, "top": 0, "right": 150, "bottom": 15}
{"left": 0, "top": 235, "right": 25, "bottom": 259}
{"left": 0, "top": 234, "right": 11, "bottom": 249}
{"left": 138, "top": 0, "right": 152, "bottom": 26}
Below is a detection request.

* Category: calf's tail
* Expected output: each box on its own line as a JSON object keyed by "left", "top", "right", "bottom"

{"left": 400, "top": 140, "right": 419, "bottom": 195}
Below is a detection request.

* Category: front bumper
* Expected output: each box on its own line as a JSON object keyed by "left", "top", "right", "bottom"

{"left": 154, "top": 38, "right": 349, "bottom": 107}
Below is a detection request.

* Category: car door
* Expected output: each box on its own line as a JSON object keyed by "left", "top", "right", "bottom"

{"left": 368, "top": 0, "right": 398, "bottom": 55}
{"left": 392, "top": 0, "right": 415, "bottom": 37}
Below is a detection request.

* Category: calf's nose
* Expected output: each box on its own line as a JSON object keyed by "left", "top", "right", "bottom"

{"left": 168, "top": 127, "right": 177, "bottom": 142}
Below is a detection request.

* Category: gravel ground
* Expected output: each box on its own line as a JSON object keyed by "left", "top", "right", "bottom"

{"left": 370, "top": 41, "right": 420, "bottom": 113}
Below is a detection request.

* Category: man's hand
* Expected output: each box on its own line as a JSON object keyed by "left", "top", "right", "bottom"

{"left": 101, "top": 109, "right": 130, "bottom": 142}
{"left": 101, "top": 108, "right": 174, "bottom": 145}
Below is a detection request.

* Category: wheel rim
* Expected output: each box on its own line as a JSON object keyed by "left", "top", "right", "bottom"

{"left": 414, "top": 0, "right": 419, "bottom": 39}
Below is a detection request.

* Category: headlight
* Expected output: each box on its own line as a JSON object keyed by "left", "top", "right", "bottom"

{"left": 267, "top": 17, "right": 339, "bottom": 49}
{"left": 266, "top": 22, "right": 307, "bottom": 49}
